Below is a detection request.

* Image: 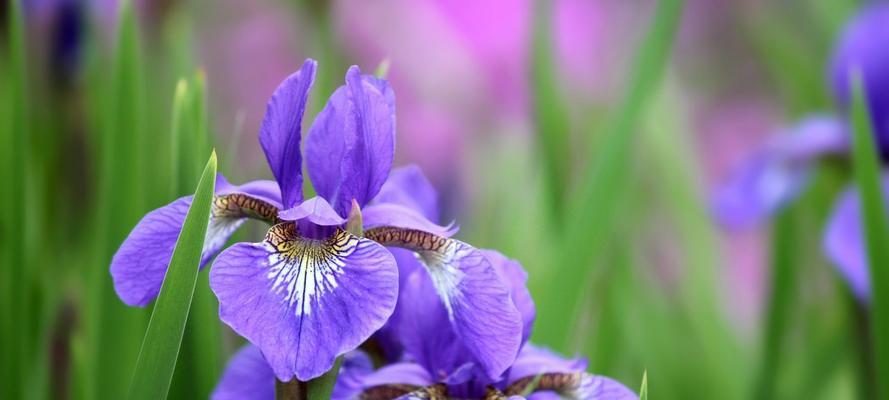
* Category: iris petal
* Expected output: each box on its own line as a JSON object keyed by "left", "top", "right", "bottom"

{"left": 212, "top": 346, "right": 377, "bottom": 400}
{"left": 505, "top": 372, "right": 637, "bottom": 400}
{"left": 506, "top": 345, "right": 637, "bottom": 400}
{"left": 212, "top": 345, "right": 274, "bottom": 400}
{"left": 823, "top": 175, "right": 889, "bottom": 301}
{"left": 210, "top": 222, "right": 398, "bottom": 381}
{"left": 484, "top": 250, "right": 535, "bottom": 345}
{"left": 259, "top": 59, "right": 317, "bottom": 209}
{"left": 110, "top": 176, "right": 281, "bottom": 306}
{"left": 361, "top": 362, "right": 435, "bottom": 389}
{"left": 367, "top": 227, "right": 524, "bottom": 380}
{"left": 712, "top": 115, "right": 846, "bottom": 229}
{"left": 306, "top": 66, "right": 396, "bottom": 216}
{"left": 372, "top": 165, "right": 440, "bottom": 221}
{"left": 363, "top": 203, "right": 457, "bottom": 237}
{"left": 279, "top": 196, "right": 347, "bottom": 226}
{"left": 397, "top": 269, "right": 464, "bottom": 377}
{"left": 331, "top": 352, "right": 376, "bottom": 400}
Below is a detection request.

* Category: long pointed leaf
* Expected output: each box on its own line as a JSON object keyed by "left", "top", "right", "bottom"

{"left": 849, "top": 75, "right": 889, "bottom": 400}
{"left": 639, "top": 371, "right": 648, "bottom": 400}
{"left": 128, "top": 151, "right": 218, "bottom": 400}
{"left": 531, "top": 0, "right": 572, "bottom": 221}
{"left": 93, "top": 2, "right": 150, "bottom": 397}
{"left": 534, "top": 0, "right": 685, "bottom": 348}
{"left": 754, "top": 209, "right": 800, "bottom": 399}
{"left": 2, "top": 0, "right": 27, "bottom": 398}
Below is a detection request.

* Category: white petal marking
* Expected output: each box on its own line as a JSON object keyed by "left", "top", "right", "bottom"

{"left": 264, "top": 228, "right": 359, "bottom": 316}
{"left": 419, "top": 239, "right": 473, "bottom": 321}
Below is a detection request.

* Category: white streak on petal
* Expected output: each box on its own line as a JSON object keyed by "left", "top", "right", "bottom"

{"left": 419, "top": 240, "right": 470, "bottom": 320}
{"left": 204, "top": 217, "right": 245, "bottom": 259}
{"left": 265, "top": 233, "right": 360, "bottom": 316}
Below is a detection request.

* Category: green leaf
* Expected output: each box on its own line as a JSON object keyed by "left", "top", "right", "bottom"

{"left": 1, "top": 1, "right": 27, "bottom": 398}
{"left": 171, "top": 72, "right": 213, "bottom": 196}
{"left": 754, "top": 209, "right": 800, "bottom": 399}
{"left": 170, "top": 79, "right": 191, "bottom": 195}
{"left": 92, "top": 2, "right": 150, "bottom": 397}
{"left": 169, "top": 73, "right": 224, "bottom": 399}
{"left": 531, "top": 0, "right": 572, "bottom": 220}
{"left": 127, "top": 151, "right": 218, "bottom": 400}
{"left": 534, "top": 0, "right": 686, "bottom": 348}
{"left": 640, "top": 370, "right": 649, "bottom": 400}
{"left": 849, "top": 74, "right": 889, "bottom": 400}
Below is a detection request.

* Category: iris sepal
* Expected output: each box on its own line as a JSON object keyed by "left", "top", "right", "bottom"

{"left": 210, "top": 222, "right": 398, "bottom": 381}
{"left": 110, "top": 175, "right": 283, "bottom": 306}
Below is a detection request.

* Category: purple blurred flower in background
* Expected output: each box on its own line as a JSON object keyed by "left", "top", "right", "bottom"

{"left": 112, "top": 59, "right": 524, "bottom": 381}
{"left": 712, "top": 4, "right": 889, "bottom": 301}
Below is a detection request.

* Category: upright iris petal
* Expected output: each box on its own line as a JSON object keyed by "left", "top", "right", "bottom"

{"left": 279, "top": 196, "right": 346, "bottom": 226}
{"left": 306, "top": 66, "right": 396, "bottom": 216}
{"left": 373, "top": 165, "right": 441, "bottom": 221}
{"left": 830, "top": 3, "right": 889, "bottom": 156}
{"left": 259, "top": 59, "right": 317, "bottom": 209}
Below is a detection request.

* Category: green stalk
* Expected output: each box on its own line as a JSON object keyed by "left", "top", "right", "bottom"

{"left": 754, "top": 209, "right": 800, "bottom": 399}
{"left": 93, "top": 1, "right": 150, "bottom": 398}
{"left": 531, "top": 0, "right": 572, "bottom": 221}
{"left": 2, "top": 0, "right": 27, "bottom": 398}
{"left": 849, "top": 74, "right": 889, "bottom": 400}
{"left": 534, "top": 0, "right": 686, "bottom": 348}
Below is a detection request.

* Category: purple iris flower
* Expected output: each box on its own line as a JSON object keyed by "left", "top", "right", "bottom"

{"left": 111, "top": 59, "right": 524, "bottom": 381}
{"left": 712, "top": 4, "right": 889, "bottom": 301}
{"left": 214, "top": 343, "right": 636, "bottom": 400}
{"left": 211, "top": 169, "right": 637, "bottom": 399}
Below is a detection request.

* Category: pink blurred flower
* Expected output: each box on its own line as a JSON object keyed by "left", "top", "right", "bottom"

{"left": 333, "top": 0, "right": 617, "bottom": 181}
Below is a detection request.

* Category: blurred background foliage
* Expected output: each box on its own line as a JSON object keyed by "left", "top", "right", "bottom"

{"left": 0, "top": 0, "right": 879, "bottom": 399}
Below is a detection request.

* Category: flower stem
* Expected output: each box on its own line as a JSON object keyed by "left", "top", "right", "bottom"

{"left": 275, "top": 379, "right": 308, "bottom": 400}
{"left": 851, "top": 298, "right": 875, "bottom": 400}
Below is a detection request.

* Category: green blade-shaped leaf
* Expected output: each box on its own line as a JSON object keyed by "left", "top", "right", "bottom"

{"left": 93, "top": 1, "right": 150, "bottom": 397}
{"left": 2, "top": 0, "right": 27, "bottom": 398}
{"left": 128, "top": 151, "right": 218, "bottom": 400}
{"left": 531, "top": 0, "right": 572, "bottom": 220}
{"left": 170, "top": 79, "right": 191, "bottom": 195}
{"left": 849, "top": 75, "right": 889, "bottom": 400}
{"left": 167, "top": 71, "right": 225, "bottom": 399}
{"left": 534, "top": 0, "right": 685, "bottom": 348}
{"left": 754, "top": 209, "right": 800, "bottom": 399}
{"left": 640, "top": 371, "right": 649, "bottom": 400}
